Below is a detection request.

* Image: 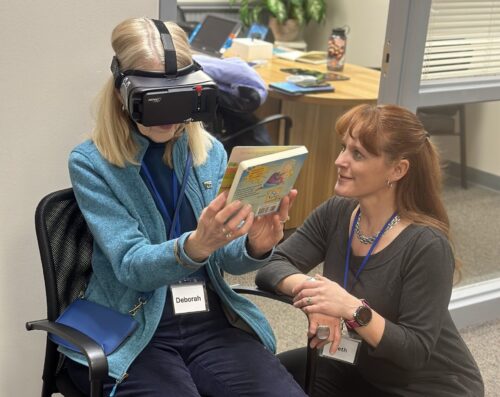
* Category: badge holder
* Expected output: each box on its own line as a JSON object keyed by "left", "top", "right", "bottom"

{"left": 319, "top": 320, "right": 362, "bottom": 365}
{"left": 170, "top": 280, "right": 210, "bottom": 316}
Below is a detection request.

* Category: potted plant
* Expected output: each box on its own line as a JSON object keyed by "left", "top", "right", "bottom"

{"left": 229, "top": 0, "right": 327, "bottom": 42}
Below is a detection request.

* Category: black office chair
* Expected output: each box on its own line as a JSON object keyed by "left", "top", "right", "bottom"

{"left": 417, "top": 105, "right": 467, "bottom": 188}
{"left": 26, "top": 188, "right": 315, "bottom": 397}
{"left": 206, "top": 87, "right": 293, "bottom": 155}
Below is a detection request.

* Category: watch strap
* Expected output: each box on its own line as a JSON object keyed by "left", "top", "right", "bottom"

{"left": 345, "top": 299, "right": 371, "bottom": 330}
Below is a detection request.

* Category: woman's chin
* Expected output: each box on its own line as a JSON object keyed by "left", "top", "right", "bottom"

{"left": 334, "top": 183, "right": 350, "bottom": 197}
{"left": 157, "top": 124, "right": 175, "bottom": 131}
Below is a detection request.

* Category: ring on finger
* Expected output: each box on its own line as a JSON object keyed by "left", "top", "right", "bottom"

{"left": 225, "top": 232, "right": 232, "bottom": 239}
{"left": 236, "top": 220, "right": 245, "bottom": 229}
{"left": 306, "top": 297, "right": 312, "bottom": 305}
{"left": 279, "top": 216, "right": 290, "bottom": 225}
{"left": 316, "top": 325, "right": 330, "bottom": 341}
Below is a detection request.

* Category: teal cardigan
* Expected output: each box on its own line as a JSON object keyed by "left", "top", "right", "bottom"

{"left": 66, "top": 131, "right": 276, "bottom": 380}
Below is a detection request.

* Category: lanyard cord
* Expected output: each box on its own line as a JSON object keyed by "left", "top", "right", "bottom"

{"left": 141, "top": 152, "right": 193, "bottom": 240}
{"left": 343, "top": 208, "right": 398, "bottom": 292}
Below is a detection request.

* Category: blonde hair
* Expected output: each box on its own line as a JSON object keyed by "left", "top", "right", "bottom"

{"left": 336, "top": 104, "right": 461, "bottom": 279}
{"left": 92, "top": 18, "right": 213, "bottom": 167}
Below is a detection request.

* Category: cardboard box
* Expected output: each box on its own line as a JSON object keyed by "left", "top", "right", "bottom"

{"left": 229, "top": 38, "right": 273, "bottom": 61}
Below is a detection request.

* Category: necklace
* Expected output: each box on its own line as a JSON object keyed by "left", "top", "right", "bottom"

{"left": 354, "top": 211, "right": 401, "bottom": 244}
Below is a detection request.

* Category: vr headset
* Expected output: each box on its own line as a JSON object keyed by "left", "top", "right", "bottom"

{"left": 111, "top": 19, "right": 218, "bottom": 127}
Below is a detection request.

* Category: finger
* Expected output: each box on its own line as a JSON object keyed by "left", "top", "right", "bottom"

{"left": 238, "top": 211, "right": 254, "bottom": 235}
{"left": 288, "top": 189, "right": 298, "bottom": 208}
{"left": 329, "top": 324, "right": 341, "bottom": 355}
{"left": 214, "top": 200, "right": 244, "bottom": 225}
{"left": 203, "top": 191, "right": 229, "bottom": 219}
{"left": 315, "top": 274, "right": 328, "bottom": 281}
{"left": 292, "top": 288, "right": 317, "bottom": 303}
{"left": 291, "top": 279, "right": 320, "bottom": 296}
{"left": 293, "top": 295, "right": 317, "bottom": 308}
{"left": 300, "top": 304, "right": 321, "bottom": 315}
{"left": 330, "top": 324, "right": 342, "bottom": 354}
{"left": 309, "top": 335, "right": 329, "bottom": 350}
{"left": 225, "top": 204, "right": 253, "bottom": 232}
{"left": 308, "top": 321, "right": 318, "bottom": 337}
{"left": 272, "top": 213, "right": 284, "bottom": 233}
{"left": 291, "top": 282, "right": 307, "bottom": 296}
{"left": 277, "top": 199, "right": 292, "bottom": 225}
{"left": 309, "top": 336, "right": 320, "bottom": 349}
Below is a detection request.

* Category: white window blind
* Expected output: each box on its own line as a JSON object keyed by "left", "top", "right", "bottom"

{"left": 422, "top": 0, "right": 500, "bottom": 81}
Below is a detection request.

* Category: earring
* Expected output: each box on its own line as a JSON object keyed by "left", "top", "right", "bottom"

{"left": 386, "top": 179, "right": 393, "bottom": 188}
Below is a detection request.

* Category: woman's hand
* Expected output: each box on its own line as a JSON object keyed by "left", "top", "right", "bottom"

{"left": 246, "top": 189, "right": 298, "bottom": 258}
{"left": 184, "top": 191, "right": 256, "bottom": 261}
{"left": 292, "top": 274, "right": 362, "bottom": 320}
{"left": 307, "top": 312, "right": 342, "bottom": 354}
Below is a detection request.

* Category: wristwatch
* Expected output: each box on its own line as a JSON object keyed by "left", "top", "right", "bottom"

{"left": 345, "top": 299, "right": 372, "bottom": 330}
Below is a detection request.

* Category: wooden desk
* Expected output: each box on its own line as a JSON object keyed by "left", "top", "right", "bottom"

{"left": 255, "top": 58, "right": 380, "bottom": 228}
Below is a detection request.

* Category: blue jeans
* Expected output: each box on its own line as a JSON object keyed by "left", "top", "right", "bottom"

{"left": 66, "top": 286, "right": 306, "bottom": 397}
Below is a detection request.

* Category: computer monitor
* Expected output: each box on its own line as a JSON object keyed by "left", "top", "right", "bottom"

{"left": 189, "top": 15, "right": 242, "bottom": 58}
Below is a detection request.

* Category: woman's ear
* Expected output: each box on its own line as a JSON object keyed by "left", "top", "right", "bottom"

{"left": 391, "top": 158, "right": 409, "bottom": 182}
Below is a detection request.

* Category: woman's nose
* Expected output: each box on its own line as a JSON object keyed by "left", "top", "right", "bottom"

{"left": 335, "top": 151, "right": 346, "bottom": 167}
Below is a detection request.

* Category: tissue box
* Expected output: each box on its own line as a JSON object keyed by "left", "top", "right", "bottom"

{"left": 229, "top": 38, "right": 273, "bottom": 61}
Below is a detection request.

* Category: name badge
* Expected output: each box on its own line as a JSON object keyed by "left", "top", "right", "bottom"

{"left": 319, "top": 334, "right": 362, "bottom": 365}
{"left": 170, "top": 281, "right": 209, "bottom": 315}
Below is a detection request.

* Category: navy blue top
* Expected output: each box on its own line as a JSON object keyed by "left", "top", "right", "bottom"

{"left": 140, "top": 139, "right": 207, "bottom": 280}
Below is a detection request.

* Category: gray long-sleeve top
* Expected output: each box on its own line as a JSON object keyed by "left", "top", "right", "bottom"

{"left": 256, "top": 197, "right": 483, "bottom": 396}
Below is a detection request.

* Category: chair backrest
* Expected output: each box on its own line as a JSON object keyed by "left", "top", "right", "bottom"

{"left": 35, "top": 188, "right": 93, "bottom": 321}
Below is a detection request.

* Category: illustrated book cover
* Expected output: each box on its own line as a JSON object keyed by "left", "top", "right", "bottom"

{"left": 219, "top": 145, "right": 308, "bottom": 216}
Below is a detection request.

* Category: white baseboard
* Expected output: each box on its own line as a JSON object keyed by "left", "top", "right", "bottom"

{"left": 449, "top": 277, "right": 500, "bottom": 329}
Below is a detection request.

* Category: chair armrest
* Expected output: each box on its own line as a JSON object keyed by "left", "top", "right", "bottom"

{"left": 232, "top": 285, "right": 317, "bottom": 395}
{"left": 231, "top": 285, "right": 293, "bottom": 305}
{"left": 219, "top": 114, "right": 292, "bottom": 144}
{"left": 26, "top": 319, "right": 108, "bottom": 382}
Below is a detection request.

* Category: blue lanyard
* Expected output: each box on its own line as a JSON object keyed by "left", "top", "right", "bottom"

{"left": 343, "top": 208, "right": 398, "bottom": 292}
{"left": 141, "top": 152, "right": 192, "bottom": 240}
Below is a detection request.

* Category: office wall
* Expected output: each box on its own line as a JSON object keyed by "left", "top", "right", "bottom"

{"left": 0, "top": 1, "right": 158, "bottom": 395}
{"left": 305, "top": 0, "right": 389, "bottom": 69}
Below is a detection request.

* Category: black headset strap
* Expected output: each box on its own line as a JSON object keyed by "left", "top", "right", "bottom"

{"left": 110, "top": 19, "right": 202, "bottom": 88}
{"left": 151, "top": 19, "right": 177, "bottom": 76}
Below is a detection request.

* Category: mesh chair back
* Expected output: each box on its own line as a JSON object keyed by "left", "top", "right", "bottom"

{"left": 35, "top": 188, "right": 93, "bottom": 321}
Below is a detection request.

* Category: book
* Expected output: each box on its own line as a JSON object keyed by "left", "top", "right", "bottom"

{"left": 275, "top": 50, "right": 327, "bottom": 64}
{"left": 219, "top": 145, "right": 308, "bottom": 216}
{"left": 269, "top": 81, "right": 334, "bottom": 96}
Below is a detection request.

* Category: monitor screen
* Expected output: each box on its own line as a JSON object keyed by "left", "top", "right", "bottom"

{"left": 190, "top": 15, "right": 241, "bottom": 55}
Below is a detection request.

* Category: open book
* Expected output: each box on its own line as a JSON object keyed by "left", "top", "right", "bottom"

{"left": 275, "top": 50, "right": 327, "bottom": 65}
{"left": 219, "top": 146, "right": 308, "bottom": 216}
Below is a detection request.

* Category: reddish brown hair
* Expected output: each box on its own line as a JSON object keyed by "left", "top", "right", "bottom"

{"left": 336, "top": 104, "right": 450, "bottom": 240}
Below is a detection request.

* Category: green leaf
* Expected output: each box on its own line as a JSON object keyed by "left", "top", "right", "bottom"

{"left": 290, "top": 0, "right": 304, "bottom": 7}
{"left": 252, "top": 5, "right": 264, "bottom": 24}
{"left": 290, "top": 4, "right": 305, "bottom": 26}
{"left": 240, "top": 1, "right": 252, "bottom": 27}
{"left": 266, "top": 0, "right": 288, "bottom": 23}
{"left": 305, "top": 0, "right": 326, "bottom": 23}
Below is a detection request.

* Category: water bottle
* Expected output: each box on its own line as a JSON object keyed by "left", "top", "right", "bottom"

{"left": 327, "top": 27, "right": 348, "bottom": 72}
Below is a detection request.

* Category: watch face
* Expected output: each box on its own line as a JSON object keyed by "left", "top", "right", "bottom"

{"left": 355, "top": 305, "right": 372, "bottom": 326}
